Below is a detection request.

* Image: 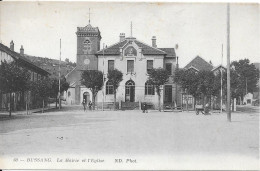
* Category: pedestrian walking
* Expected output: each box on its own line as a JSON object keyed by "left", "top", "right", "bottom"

{"left": 204, "top": 103, "right": 211, "bottom": 115}
{"left": 142, "top": 102, "right": 148, "bottom": 113}
{"left": 88, "top": 101, "right": 92, "bottom": 111}
{"left": 82, "top": 99, "right": 86, "bottom": 111}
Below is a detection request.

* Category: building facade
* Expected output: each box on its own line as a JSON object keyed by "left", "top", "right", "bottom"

{"left": 65, "top": 23, "right": 181, "bottom": 109}
{"left": 0, "top": 41, "right": 50, "bottom": 111}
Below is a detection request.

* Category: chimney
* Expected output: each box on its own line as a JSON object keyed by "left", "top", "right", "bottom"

{"left": 152, "top": 36, "right": 157, "bottom": 48}
{"left": 10, "top": 40, "right": 14, "bottom": 51}
{"left": 119, "top": 33, "right": 125, "bottom": 42}
{"left": 20, "top": 45, "right": 24, "bottom": 55}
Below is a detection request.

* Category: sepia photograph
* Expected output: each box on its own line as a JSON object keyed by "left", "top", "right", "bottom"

{"left": 0, "top": 1, "right": 259, "bottom": 170}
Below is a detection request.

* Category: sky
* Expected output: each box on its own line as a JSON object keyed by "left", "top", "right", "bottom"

{"left": 0, "top": 2, "right": 259, "bottom": 68}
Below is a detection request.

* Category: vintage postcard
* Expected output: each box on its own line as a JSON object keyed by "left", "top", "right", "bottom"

{"left": 0, "top": 1, "right": 259, "bottom": 170}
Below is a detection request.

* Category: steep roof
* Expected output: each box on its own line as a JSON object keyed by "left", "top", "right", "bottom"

{"left": 96, "top": 37, "right": 170, "bottom": 56}
{"left": 0, "top": 43, "right": 50, "bottom": 76}
{"left": 96, "top": 40, "right": 128, "bottom": 55}
{"left": 134, "top": 40, "right": 166, "bottom": 55}
{"left": 184, "top": 56, "right": 213, "bottom": 71}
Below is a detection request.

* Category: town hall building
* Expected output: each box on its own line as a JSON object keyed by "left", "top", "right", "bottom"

{"left": 65, "top": 22, "right": 181, "bottom": 109}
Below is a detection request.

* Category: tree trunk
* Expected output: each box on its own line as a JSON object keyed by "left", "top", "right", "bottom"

{"left": 113, "top": 90, "right": 116, "bottom": 111}
{"left": 9, "top": 93, "right": 11, "bottom": 117}
{"left": 194, "top": 98, "right": 197, "bottom": 110}
{"left": 59, "top": 97, "right": 61, "bottom": 109}
{"left": 186, "top": 97, "right": 188, "bottom": 111}
{"left": 42, "top": 99, "right": 44, "bottom": 113}
{"left": 232, "top": 99, "right": 234, "bottom": 111}
{"left": 25, "top": 92, "right": 28, "bottom": 115}
{"left": 0, "top": 91, "right": 2, "bottom": 111}
{"left": 202, "top": 94, "right": 206, "bottom": 107}
{"left": 210, "top": 95, "right": 213, "bottom": 111}
{"left": 55, "top": 97, "right": 57, "bottom": 108}
{"left": 92, "top": 92, "right": 95, "bottom": 110}
{"left": 158, "top": 94, "right": 161, "bottom": 112}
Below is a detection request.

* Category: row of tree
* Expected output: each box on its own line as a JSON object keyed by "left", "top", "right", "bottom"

{"left": 81, "top": 68, "right": 170, "bottom": 111}
{"left": 81, "top": 59, "right": 258, "bottom": 111}
{"left": 0, "top": 60, "right": 69, "bottom": 116}
{"left": 1, "top": 58, "right": 257, "bottom": 114}
{"left": 175, "top": 59, "right": 259, "bottom": 108}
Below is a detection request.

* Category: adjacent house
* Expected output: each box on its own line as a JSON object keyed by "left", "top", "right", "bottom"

{"left": 243, "top": 63, "right": 260, "bottom": 106}
{"left": 181, "top": 56, "right": 214, "bottom": 110}
{"left": 0, "top": 41, "right": 50, "bottom": 111}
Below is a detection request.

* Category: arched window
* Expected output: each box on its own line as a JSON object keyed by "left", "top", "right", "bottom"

{"left": 68, "top": 91, "right": 71, "bottom": 97}
{"left": 145, "top": 81, "right": 155, "bottom": 95}
{"left": 106, "top": 81, "right": 114, "bottom": 95}
{"left": 83, "top": 39, "right": 92, "bottom": 52}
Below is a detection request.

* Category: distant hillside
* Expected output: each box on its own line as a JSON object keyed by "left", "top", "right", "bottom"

{"left": 24, "top": 55, "right": 76, "bottom": 78}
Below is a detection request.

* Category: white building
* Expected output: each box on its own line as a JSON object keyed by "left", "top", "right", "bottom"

{"left": 65, "top": 23, "right": 181, "bottom": 109}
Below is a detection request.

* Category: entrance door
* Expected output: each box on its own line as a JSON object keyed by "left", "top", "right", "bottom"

{"left": 83, "top": 92, "right": 90, "bottom": 103}
{"left": 164, "top": 85, "right": 173, "bottom": 103}
{"left": 125, "top": 80, "right": 135, "bottom": 102}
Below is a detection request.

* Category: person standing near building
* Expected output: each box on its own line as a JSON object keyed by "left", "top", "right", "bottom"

{"left": 142, "top": 102, "right": 148, "bottom": 113}
{"left": 82, "top": 99, "right": 86, "bottom": 112}
{"left": 88, "top": 101, "right": 92, "bottom": 111}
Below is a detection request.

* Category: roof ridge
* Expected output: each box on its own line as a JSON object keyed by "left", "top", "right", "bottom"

{"left": 183, "top": 56, "right": 196, "bottom": 68}
{"left": 96, "top": 40, "right": 128, "bottom": 54}
{"left": 184, "top": 55, "right": 212, "bottom": 69}
{"left": 196, "top": 55, "right": 214, "bottom": 66}
{"left": 134, "top": 39, "right": 166, "bottom": 54}
{"left": 0, "top": 42, "right": 50, "bottom": 75}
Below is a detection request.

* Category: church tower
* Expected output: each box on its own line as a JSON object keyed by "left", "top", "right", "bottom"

{"left": 76, "top": 23, "right": 101, "bottom": 70}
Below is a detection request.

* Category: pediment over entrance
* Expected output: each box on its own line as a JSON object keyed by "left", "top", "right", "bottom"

{"left": 124, "top": 46, "right": 137, "bottom": 56}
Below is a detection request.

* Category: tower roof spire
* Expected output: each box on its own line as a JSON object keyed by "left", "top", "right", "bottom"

{"left": 88, "top": 8, "right": 91, "bottom": 24}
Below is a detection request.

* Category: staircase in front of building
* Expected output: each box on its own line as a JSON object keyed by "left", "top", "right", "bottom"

{"left": 121, "top": 102, "right": 139, "bottom": 110}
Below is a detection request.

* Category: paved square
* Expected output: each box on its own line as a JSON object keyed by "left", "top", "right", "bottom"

{"left": 0, "top": 106, "right": 259, "bottom": 169}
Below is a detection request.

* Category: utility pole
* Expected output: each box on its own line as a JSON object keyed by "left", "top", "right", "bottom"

{"left": 175, "top": 44, "right": 179, "bottom": 109}
{"left": 226, "top": 3, "right": 231, "bottom": 122}
{"left": 175, "top": 56, "right": 179, "bottom": 108}
{"left": 102, "top": 43, "right": 105, "bottom": 111}
{"left": 59, "top": 39, "right": 61, "bottom": 110}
